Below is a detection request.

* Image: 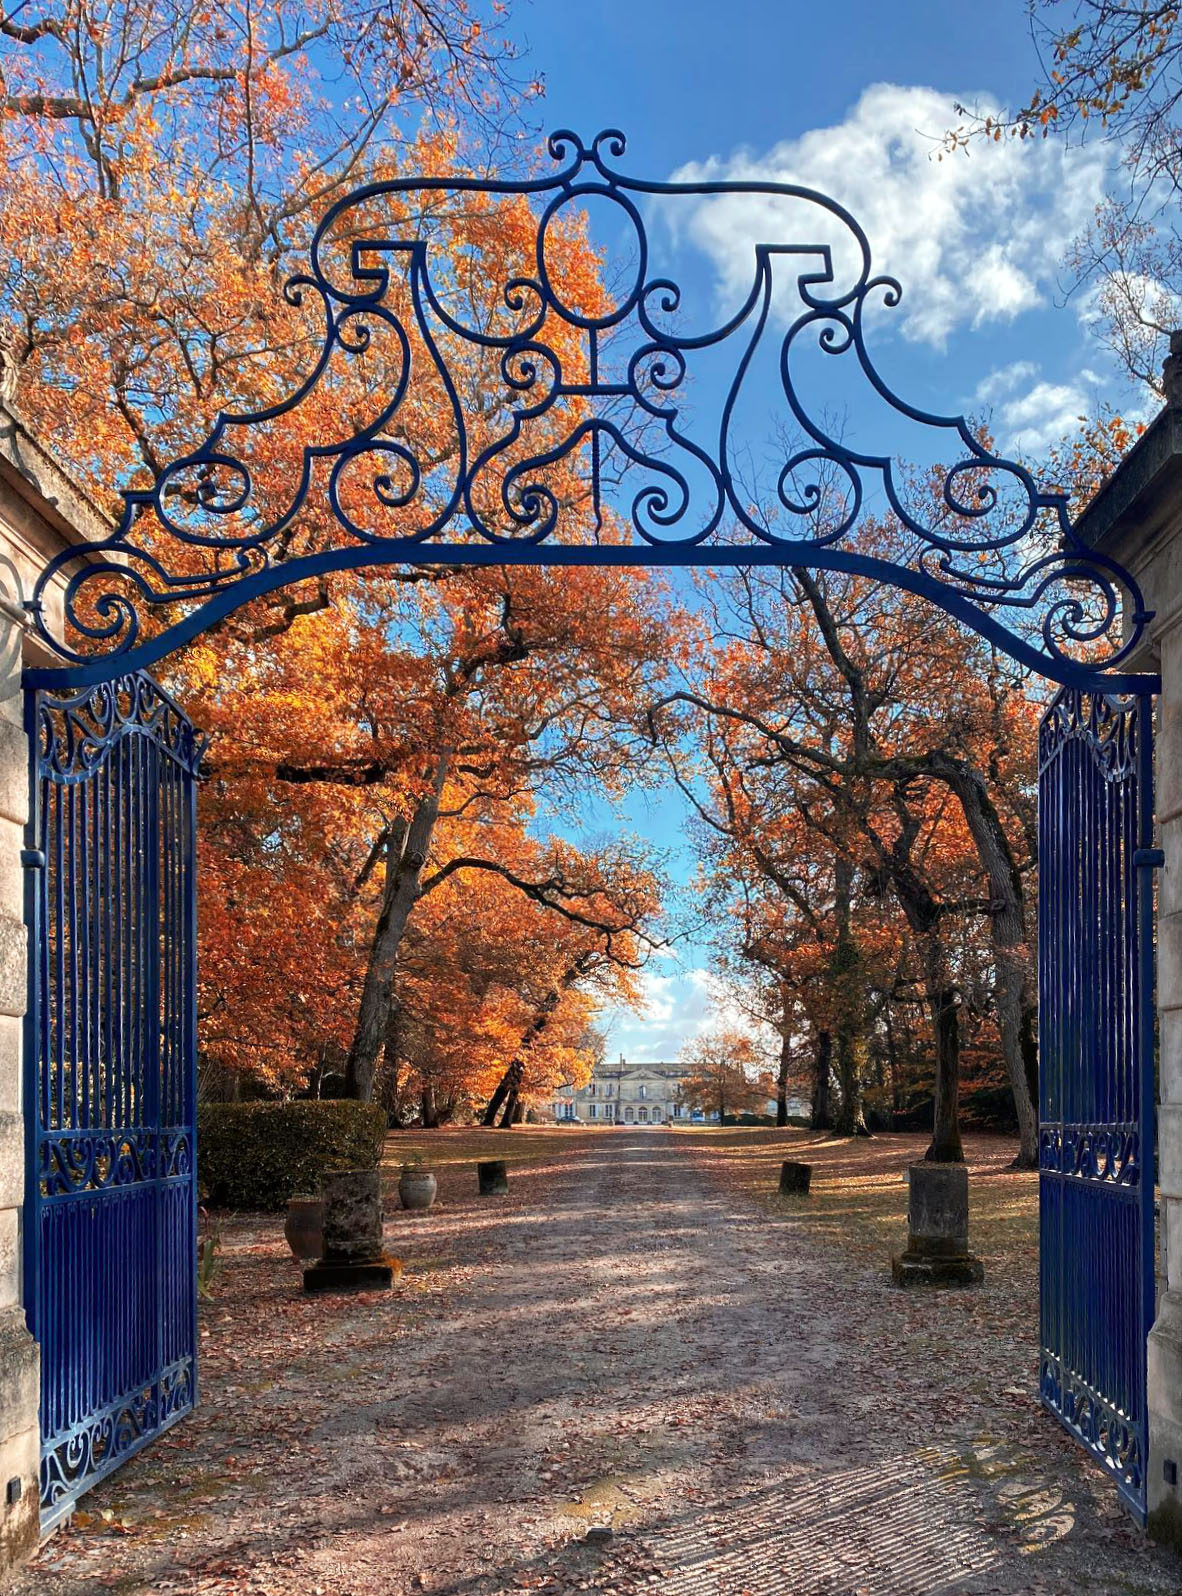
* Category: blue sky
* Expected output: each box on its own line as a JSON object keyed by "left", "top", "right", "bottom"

{"left": 506, "top": 0, "right": 1146, "bottom": 1061}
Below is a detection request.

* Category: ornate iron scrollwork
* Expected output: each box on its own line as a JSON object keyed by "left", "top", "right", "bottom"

{"left": 29, "top": 128, "right": 1155, "bottom": 688}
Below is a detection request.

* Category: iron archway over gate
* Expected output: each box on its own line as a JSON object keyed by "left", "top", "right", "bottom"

{"left": 19, "top": 130, "right": 1162, "bottom": 1525}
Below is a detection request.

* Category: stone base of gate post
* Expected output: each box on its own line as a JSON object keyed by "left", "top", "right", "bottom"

{"left": 891, "top": 1163, "right": 984, "bottom": 1288}
{"left": 1148, "top": 1290, "right": 1182, "bottom": 1545}
{"left": 0, "top": 1307, "right": 39, "bottom": 1568}
{"left": 302, "top": 1168, "right": 397, "bottom": 1294}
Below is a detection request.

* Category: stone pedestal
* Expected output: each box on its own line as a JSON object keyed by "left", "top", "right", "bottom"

{"left": 477, "top": 1159, "right": 509, "bottom": 1196}
{"left": 1149, "top": 1290, "right": 1182, "bottom": 1539}
{"left": 778, "top": 1160, "right": 812, "bottom": 1195}
{"left": 303, "top": 1169, "right": 394, "bottom": 1292}
{"left": 891, "top": 1162, "right": 984, "bottom": 1287}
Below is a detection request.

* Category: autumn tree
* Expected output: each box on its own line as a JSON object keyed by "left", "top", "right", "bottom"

{"left": 0, "top": 0, "right": 537, "bottom": 484}
{"left": 652, "top": 518, "right": 1042, "bottom": 1164}
{"left": 678, "top": 1027, "right": 770, "bottom": 1124}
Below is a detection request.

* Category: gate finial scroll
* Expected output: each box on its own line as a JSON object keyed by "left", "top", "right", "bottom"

{"left": 29, "top": 128, "right": 1155, "bottom": 690}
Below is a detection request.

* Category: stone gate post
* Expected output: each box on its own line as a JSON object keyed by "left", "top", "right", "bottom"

{"left": 0, "top": 400, "right": 113, "bottom": 1570}
{"left": 1077, "top": 378, "right": 1182, "bottom": 1543}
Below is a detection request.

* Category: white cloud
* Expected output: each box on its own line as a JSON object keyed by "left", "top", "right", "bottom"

{"left": 600, "top": 964, "right": 776, "bottom": 1064}
{"left": 667, "top": 83, "right": 1109, "bottom": 350}
{"left": 974, "top": 361, "right": 1096, "bottom": 452}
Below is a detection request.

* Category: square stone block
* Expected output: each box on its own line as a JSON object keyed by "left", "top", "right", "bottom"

{"left": 0, "top": 721, "right": 27, "bottom": 830}
{"left": 1162, "top": 1009, "right": 1182, "bottom": 1104}
{"left": 0, "top": 915, "right": 24, "bottom": 1022}
{"left": 303, "top": 1260, "right": 394, "bottom": 1293}
{"left": 0, "top": 1307, "right": 37, "bottom": 1445}
{"left": 1161, "top": 1106, "right": 1182, "bottom": 1202}
{"left": 0, "top": 1423, "right": 38, "bottom": 1573}
{"left": 0, "top": 1017, "right": 19, "bottom": 1118}
{"left": 0, "top": 1114, "right": 21, "bottom": 1211}
{"left": 1158, "top": 911, "right": 1182, "bottom": 1024}
{"left": 0, "top": 1210, "right": 17, "bottom": 1311}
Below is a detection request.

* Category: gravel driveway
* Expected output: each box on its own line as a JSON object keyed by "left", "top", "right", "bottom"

{"left": 6, "top": 1130, "right": 1180, "bottom": 1596}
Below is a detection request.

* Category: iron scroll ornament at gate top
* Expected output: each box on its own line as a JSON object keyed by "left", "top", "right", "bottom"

{"left": 23, "top": 128, "right": 1159, "bottom": 692}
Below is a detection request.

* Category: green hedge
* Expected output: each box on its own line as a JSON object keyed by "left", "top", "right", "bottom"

{"left": 198, "top": 1100, "right": 388, "bottom": 1210}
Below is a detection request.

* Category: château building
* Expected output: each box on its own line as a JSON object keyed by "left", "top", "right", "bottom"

{"left": 551, "top": 1057, "right": 715, "bottom": 1125}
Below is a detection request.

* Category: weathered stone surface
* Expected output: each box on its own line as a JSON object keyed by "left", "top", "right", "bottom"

{"left": 1149, "top": 1290, "right": 1182, "bottom": 1549}
{"left": 891, "top": 1162, "right": 983, "bottom": 1287}
{"left": 0, "top": 1309, "right": 38, "bottom": 1571}
{"left": 0, "top": 1212, "right": 18, "bottom": 1311}
{"left": 0, "top": 1016, "right": 20, "bottom": 1117}
{"left": 0, "top": 914, "right": 24, "bottom": 1022}
{"left": 778, "top": 1160, "right": 812, "bottom": 1195}
{"left": 0, "top": 1423, "right": 38, "bottom": 1572}
{"left": 892, "top": 1251, "right": 985, "bottom": 1287}
{"left": 0, "top": 1115, "right": 21, "bottom": 1212}
{"left": 477, "top": 1159, "right": 509, "bottom": 1196}
{"left": 0, "top": 719, "right": 27, "bottom": 828}
{"left": 904, "top": 1162, "right": 970, "bottom": 1258}
{"left": 320, "top": 1168, "right": 383, "bottom": 1265}
{"left": 303, "top": 1259, "right": 394, "bottom": 1293}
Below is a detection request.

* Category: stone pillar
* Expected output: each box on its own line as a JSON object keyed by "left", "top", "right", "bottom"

{"left": 1149, "top": 610, "right": 1182, "bottom": 1541}
{"left": 303, "top": 1169, "right": 395, "bottom": 1292}
{"left": 0, "top": 566, "right": 37, "bottom": 1566}
{"left": 0, "top": 402, "right": 127, "bottom": 1569}
{"left": 891, "top": 1163, "right": 983, "bottom": 1287}
{"left": 1073, "top": 394, "right": 1182, "bottom": 1542}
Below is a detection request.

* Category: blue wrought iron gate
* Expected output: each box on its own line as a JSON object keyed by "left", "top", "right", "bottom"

{"left": 23, "top": 674, "right": 204, "bottom": 1529}
{"left": 1038, "top": 687, "right": 1157, "bottom": 1522}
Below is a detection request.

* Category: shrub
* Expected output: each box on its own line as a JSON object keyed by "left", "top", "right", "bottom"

{"left": 198, "top": 1100, "right": 388, "bottom": 1210}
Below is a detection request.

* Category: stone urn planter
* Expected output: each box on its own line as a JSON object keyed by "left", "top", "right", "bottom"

{"left": 398, "top": 1163, "right": 437, "bottom": 1211}
{"left": 284, "top": 1194, "right": 324, "bottom": 1261}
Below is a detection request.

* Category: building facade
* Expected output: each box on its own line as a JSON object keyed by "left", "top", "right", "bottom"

{"left": 552, "top": 1058, "right": 714, "bottom": 1126}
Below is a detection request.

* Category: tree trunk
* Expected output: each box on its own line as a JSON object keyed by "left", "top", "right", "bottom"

{"left": 776, "top": 981, "right": 792, "bottom": 1126}
{"left": 498, "top": 1086, "right": 519, "bottom": 1128}
{"left": 925, "top": 965, "right": 963, "bottom": 1163}
{"left": 344, "top": 765, "right": 447, "bottom": 1101}
{"left": 834, "top": 1030, "right": 870, "bottom": 1137}
{"left": 421, "top": 1082, "right": 439, "bottom": 1129}
{"left": 936, "top": 760, "right": 1038, "bottom": 1166}
{"left": 811, "top": 1029, "right": 833, "bottom": 1130}
{"left": 481, "top": 971, "right": 578, "bottom": 1126}
{"left": 831, "top": 855, "right": 870, "bottom": 1138}
{"left": 483, "top": 1060, "right": 522, "bottom": 1128}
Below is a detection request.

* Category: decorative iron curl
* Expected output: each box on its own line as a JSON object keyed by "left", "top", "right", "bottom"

{"left": 25, "top": 129, "right": 1157, "bottom": 692}
{"left": 37, "top": 673, "right": 208, "bottom": 781}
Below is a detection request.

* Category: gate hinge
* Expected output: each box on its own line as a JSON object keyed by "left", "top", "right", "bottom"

{"left": 19, "top": 849, "right": 44, "bottom": 870}
{"left": 1134, "top": 848, "right": 1166, "bottom": 869}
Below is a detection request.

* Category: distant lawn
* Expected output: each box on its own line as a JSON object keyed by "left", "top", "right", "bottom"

{"left": 668, "top": 1125, "right": 1038, "bottom": 1281}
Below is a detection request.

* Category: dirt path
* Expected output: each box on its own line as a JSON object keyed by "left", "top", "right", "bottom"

{"left": 8, "top": 1131, "right": 1181, "bottom": 1596}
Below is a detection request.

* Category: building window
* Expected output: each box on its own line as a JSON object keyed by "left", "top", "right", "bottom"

{"left": 638, "top": 1085, "right": 647, "bottom": 1099}
{"left": 638, "top": 1107, "right": 648, "bottom": 1122}
{"left": 651, "top": 1108, "right": 660, "bottom": 1123}
{"left": 673, "top": 1103, "right": 682, "bottom": 1118}
{"left": 589, "top": 1104, "right": 597, "bottom": 1119}
{"left": 588, "top": 1083, "right": 596, "bottom": 1096}
{"left": 625, "top": 1107, "right": 633, "bottom": 1121}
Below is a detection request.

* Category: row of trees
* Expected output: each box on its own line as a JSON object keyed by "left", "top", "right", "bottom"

{"left": 658, "top": 532, "right": 1042, "bottom": 1166}
{"left": 1, "top": 0, "right": 1172, "bottom": 1147}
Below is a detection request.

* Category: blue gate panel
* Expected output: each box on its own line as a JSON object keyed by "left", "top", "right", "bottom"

{"left": 24, "top": 675, "right": 204, "bottom": 1530}
{"left": 1038, "top": 688, "right": 1156, "bottom": 1523}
